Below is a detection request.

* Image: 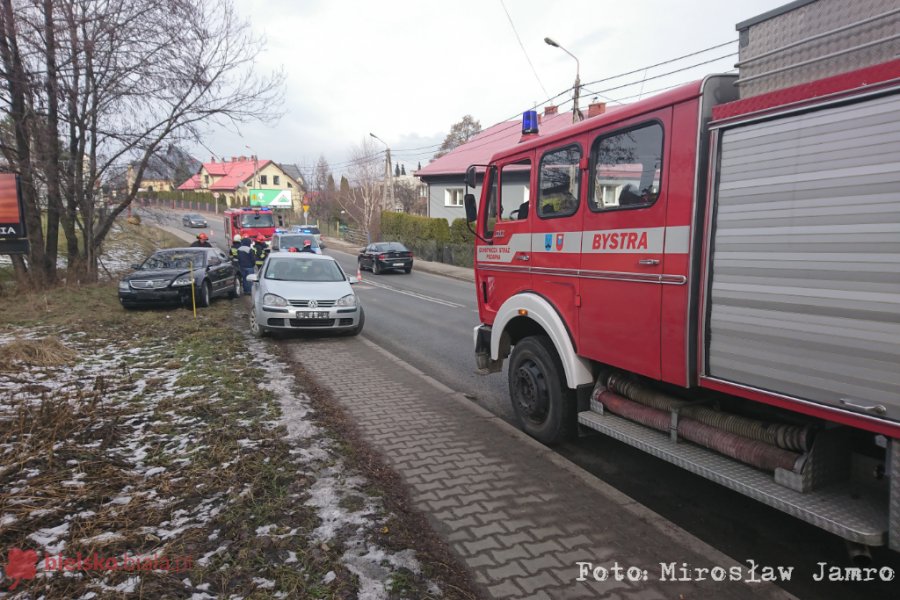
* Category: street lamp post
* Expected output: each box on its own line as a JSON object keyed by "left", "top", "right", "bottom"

{"left": 544, "top": 37, "right": 583, "bottom": 124}
{"left": 369, "top": 133, "right": 395, "bottom": 211}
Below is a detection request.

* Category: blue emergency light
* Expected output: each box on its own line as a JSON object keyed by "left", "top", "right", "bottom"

{"left": 522, "top": 110, "right": 539, "bottom": 135}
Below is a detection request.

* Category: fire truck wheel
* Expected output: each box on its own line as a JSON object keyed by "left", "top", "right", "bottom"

{"left": 508, "top": 335, "right": 576, "bottom": 445}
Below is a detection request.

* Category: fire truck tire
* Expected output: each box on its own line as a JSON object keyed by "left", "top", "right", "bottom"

{"left": 508, "top": 335, "right": 576, "bottom": 445}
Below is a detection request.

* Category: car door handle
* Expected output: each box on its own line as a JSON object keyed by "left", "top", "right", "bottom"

{"left": 638, "top": 258, "right": 659, "bottom": 266}
{"left": 516, "top": 254, "right": 530, "bottom": 262}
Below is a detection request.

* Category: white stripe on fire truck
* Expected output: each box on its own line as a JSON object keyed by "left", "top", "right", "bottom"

{"left": 477, "top": 226, "right": 689, "bottom": 263}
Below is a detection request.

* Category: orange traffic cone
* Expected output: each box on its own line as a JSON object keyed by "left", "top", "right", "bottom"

{"left": 357, "top": 264, "right": 362, "bottom": 283}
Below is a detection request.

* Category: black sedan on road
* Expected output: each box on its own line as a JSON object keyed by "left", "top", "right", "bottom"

{"left": 358, "top": 242, "right": 414, "bottom": 274}
{"left": 119, "top": 248, "right": 241, "bottom": 309}
{"left": 182, "top": 213, "right": 208, "bottom": 228}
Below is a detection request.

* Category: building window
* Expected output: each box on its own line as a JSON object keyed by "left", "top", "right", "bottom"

{"left": 590, "top": 122, "right": 663, "bottom": 211}
{"left": 259, "top": 174, "right": 268, "bottom": 185}
{"left": 445, "top": 188, "right": 464, "bottom": 206}
{"left": 287, "top": 182, "right": 293, "bottom": 188}
{"left": 204, "top": 175, "right": 209, "bottom": 184}
{"left": 273, "top": 175, "right": 280, "bottom": 185}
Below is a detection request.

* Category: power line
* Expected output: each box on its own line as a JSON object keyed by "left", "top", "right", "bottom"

{"left": 320, "top": 39, "right": 742, "bottom": 173}
{"left": 499, "top": 0, "right": 550, "bottom": 99}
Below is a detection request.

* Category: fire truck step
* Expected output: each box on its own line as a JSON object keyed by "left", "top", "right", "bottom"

{"left": 577, "top": 408, "right": 887, "bottom": 546}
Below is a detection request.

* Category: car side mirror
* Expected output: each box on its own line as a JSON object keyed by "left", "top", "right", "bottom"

{"left": 464, "top": 193, "right": 477, "bottom": 222}
{"left": 130, "top": 263, "right": 141, "bottom": 270}
{"left": 348, "top": 276, "right": 358, "bottom": 285}
{"left": 245, "top": 274, "right": 258, "bottom": 283}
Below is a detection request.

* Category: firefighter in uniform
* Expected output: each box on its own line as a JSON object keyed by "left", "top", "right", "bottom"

{"left": 190, "top": 233, "right": 212, "bottom": 247}
{"left": 252, "top": 234, "right": 269, "bottom": 270}
{"left": 237, "top": 238, "right": 256, "bottom": 294}
{"left": 229, "top": 234, "right": 242, "bottom": 262}
{"left": 299, "top": 239, "right": 315, "bottom": 253}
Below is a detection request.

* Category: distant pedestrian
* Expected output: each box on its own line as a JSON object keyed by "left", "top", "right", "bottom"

{"left": 299, "top": 239, "right": 315, "bottom": 253}
{"left": 238, "top": 238, "right": 256, "bottom": 293}
{"left": 190, "top": 233, "right": 212, "bottom": 248}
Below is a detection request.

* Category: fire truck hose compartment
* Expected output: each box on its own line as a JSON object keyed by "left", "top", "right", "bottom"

{"left": 596, "top": 390, "right": 804, "bottom": 474}
{"left": 604, "top": 373, "right": 815, "bottom": 453}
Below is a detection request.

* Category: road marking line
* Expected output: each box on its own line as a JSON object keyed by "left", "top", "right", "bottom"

{"left": 361, "top": 279, "right": 464, "bottom": 308}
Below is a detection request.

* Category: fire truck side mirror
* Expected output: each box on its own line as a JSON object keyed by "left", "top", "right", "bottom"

{"left": 464, "top": 193, "right": 477, "bottom": 222}
{"left": 464, "top": 165, "right": 477, "bottom": 189}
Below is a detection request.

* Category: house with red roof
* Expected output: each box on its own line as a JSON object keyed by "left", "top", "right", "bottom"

{"left": 178, "top": 155, "right": 304, "bottom": 208}
{"left": 415, "top": 103, "right": 611, "bottom": 223}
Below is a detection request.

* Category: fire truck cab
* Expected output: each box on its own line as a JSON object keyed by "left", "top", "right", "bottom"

{"left": 223, "top": 207, "right": 276, "bottom": 243}
{"left": 465, "top": 50, "right": 900, "bottom": 551}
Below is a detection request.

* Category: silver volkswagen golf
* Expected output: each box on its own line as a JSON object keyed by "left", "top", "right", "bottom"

{"left": 247, "top": 253, "right": 363, "bottom": 337}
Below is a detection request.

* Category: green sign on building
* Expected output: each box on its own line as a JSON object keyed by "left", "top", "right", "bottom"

{"left": 249, "top": 189, "right": 292, "bottom": 208}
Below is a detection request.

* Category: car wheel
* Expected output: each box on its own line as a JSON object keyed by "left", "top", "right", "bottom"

{"left": 249, "top": 308, "right": 267, "bottom": 337}
{"left": 404, "top": 265, "right": 412, "bottom": 274}
{"left": 197, "top": 280, "right": 211, "bottom": 307}
{"left": 508, "top": 335, "right": 576, "bottom": 445}
{"left": 347, "top": 307, "right": 365, "bottom": 336}
{"left": 228, "top": 275, "right": 241, "bottom": 299}
{"left": 372, "top": 261, "right": 382, "bottom": 275}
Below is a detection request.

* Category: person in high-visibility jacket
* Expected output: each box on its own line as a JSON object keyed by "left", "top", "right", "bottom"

{"left": 229, "top": 234, "right": 241, "bottom": 262}
{"left": 252, "top": 234, "right": 269, "bottom": 270}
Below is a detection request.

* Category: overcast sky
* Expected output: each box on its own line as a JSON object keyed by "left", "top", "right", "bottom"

{"left": 195, "top": 0, "right": 789, "bottom": 180}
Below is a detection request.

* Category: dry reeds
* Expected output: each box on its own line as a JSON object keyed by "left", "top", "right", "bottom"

{"left": 0, "top": 337, "right": 78, "bottom": 370}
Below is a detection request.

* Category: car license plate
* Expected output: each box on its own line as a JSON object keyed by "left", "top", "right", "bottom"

{"left": 393, "top": 262, "right": 404, "bottom": 266}
{"left": 296, "top": 311, "right": 328, "bottom": 319}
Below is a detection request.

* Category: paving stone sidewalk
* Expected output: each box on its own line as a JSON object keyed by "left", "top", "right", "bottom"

{"left": 289, "top": 337, "right": 796, "bottom": 600}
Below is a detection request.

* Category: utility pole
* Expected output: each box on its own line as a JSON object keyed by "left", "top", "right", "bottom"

{"left": 369, "top": 133, "right": 394, "bottom": 210}
{"left": 545, "top": 37, "right": 583, "bottom": 124}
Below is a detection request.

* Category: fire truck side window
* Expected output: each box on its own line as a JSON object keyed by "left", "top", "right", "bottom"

{"left": 538, "top": 145, "right": 581, "bottom": 219}
{"left": 589, "top": 122, "right": 663, "bottom": 211}
{"left": 483, "top": 167, "right": 499, "bottom": 238}
{"left": 499, "top": 159, "right": 532, "bottom": 222}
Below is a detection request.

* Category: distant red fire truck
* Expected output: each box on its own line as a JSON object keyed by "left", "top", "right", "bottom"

{"left": 464, "top": 0, "right": 899, "bottom": 552}
{"left": 223, "top": 207, "right": 276, "bottom": 242}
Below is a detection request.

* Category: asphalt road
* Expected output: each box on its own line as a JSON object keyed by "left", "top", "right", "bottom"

{"left": 143, "top": 207, "right": 899, "bottom": 600}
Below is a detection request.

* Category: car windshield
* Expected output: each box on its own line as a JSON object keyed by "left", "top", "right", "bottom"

{"left": 374, "top": 242, "right": 408, "bottom": 252}
{"left": 240, "top": 213, "right": 275, "bottom": 228}
{"left": 264, "top": 258, "right": 344, "bottom": 282}
{"left": 187, "top": 214, "right": 202, "bottom": 219}
{"left": 141, "top": 250, "right": 206, "bottom": 270}
{"left": 278, "top": 234, "right": 317, "bottom": 249}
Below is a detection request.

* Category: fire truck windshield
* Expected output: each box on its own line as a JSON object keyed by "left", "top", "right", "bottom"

{"left": 240, "top": 213, "right": 274, "bottom": 228}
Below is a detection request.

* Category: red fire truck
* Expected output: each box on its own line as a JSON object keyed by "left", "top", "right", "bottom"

{"left": 465, "top": 1, "right": 899, "bottom": 552}
{"left": 223, "top": 207, "right": 276, "bottom": 242}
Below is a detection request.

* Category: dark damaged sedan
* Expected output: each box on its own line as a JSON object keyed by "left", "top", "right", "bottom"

{"left": 118, "top": 248, "right": 241, "bottom": 309}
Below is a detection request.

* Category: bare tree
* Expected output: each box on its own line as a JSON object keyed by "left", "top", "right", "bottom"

{"left": 433, "top": 115, "right": 481, "bottom": 160}
{"left": 337, "top": 138, "right": 382, "bottom": 240}
{"left": 0, "top": 0, "right": 283, "bottom": 287}
{"left": 394, "top": 180, "right": 423, "bottom": 215}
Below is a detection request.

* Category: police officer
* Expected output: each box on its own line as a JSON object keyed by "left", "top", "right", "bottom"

{"left": 252, "top": 234, "right": 269, "bottom": 270}
{"left": 190, "top": 232, "right": 212, "bottom": 247}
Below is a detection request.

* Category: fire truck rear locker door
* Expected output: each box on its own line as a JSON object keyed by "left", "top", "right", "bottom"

{"left": 706, "top": 90, "right": 900, "bottom": 423}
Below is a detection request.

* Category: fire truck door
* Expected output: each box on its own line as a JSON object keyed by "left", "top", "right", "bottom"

{"left": 530, "top": 144, "right": 584, "bottom": 342}
{"left": 579, "top": 119, "right": 669, "bottom": 379}
{"left": 476, "top": 157, "right": 534, "bottom": 318}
